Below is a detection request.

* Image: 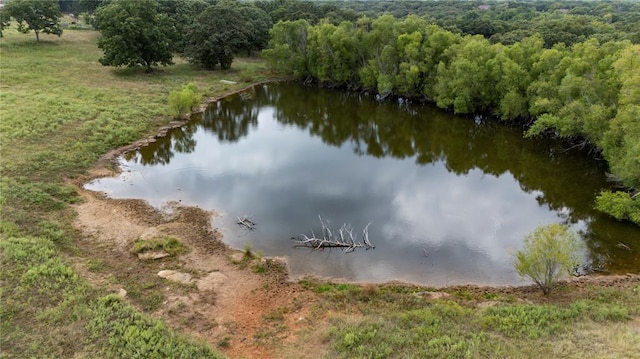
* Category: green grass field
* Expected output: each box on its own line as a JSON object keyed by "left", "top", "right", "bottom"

{"left": 0, "top": 27, "right": 271, "bottom": 358}
{"left": 1, "top": 27, "right": 639, "bottom": 359}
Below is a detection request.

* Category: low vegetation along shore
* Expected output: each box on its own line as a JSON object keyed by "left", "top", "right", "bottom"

{"left": 1, "top": 29, "right": 639, "bottom": 359}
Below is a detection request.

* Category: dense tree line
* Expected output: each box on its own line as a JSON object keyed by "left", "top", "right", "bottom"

{"left": 262, "top": 14, "right": 640, "bottom": 225}
{"left": 61, "top": 0, "right": 274, "bottom": 71}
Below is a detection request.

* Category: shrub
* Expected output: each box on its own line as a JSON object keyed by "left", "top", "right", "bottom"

{"left": 513, "top": 224, "right": 583, "bottom": 295}
{"left": 168, "top": 83, "right": 200, "bottom": 119}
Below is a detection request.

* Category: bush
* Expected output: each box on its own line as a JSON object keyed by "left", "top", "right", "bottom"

{"left": 168, "top": 83, "right": 200, "bottom": 119}
{"left": 514, "top": 224, "right": 583, "bottom": 295}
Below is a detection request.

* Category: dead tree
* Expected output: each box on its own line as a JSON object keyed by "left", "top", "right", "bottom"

{"left": 292, "top": 216, "right": 374, "bottom": 253}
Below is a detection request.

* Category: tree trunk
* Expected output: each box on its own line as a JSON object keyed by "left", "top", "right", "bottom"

{"left": 35, "top": 30, "right": 39, "bottom": 42}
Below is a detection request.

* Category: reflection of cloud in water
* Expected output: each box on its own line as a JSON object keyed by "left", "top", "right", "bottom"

{"left": 86, "top": 84, "right": 629, "bottom": 286}
{"left": 384, "top": 168, "right": 560, "bottom": 265}
{"left": 87, "top": 116, "right": 564, "bottom": 286}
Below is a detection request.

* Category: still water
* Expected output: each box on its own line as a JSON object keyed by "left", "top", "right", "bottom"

{"left": 86, "top": 83, "right": 639, "bottom": 286}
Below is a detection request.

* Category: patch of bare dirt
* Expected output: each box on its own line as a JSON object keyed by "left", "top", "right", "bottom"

{"left": 72, "top": 187, "right": 317, "bottom": 359}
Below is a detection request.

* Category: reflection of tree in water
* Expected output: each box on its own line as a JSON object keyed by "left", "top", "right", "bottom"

{"left": 125, "top": 87, "right": 265, "bottom": 165}
{"left": 200, "top": 90, "right": 260, "bottom": 143}
{"left": 124, "top": 121, "right": 198, "bottom": 166}
{"left": 267, "top": 84, "right": 636, "bottom": 268}
{"left": 270, "top": 84, "right": 609, "bottom": 218}
{"left": 120, "top": 83, "right": 638, "bottom": 269}
{"left": 125, "top": 84, "right": 611, "bottom": 223}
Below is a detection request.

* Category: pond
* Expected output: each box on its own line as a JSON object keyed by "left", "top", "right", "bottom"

{"left": 86, "top": 82, "right": 639, "bottom": 286}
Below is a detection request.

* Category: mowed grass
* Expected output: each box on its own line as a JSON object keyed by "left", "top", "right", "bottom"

{"left": 1, "top": 27, "right": 272, "bottom": 358}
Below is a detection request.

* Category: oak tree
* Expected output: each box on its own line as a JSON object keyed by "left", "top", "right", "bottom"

{"left": 94, "top": 0, "right": 177, "bottom": 72}
{"left": 0, "top": 8, "right": 10, "bottom": 38}
{"left": 183, "top": 5, "right": 250, "bottom": 70}
{"left": 5, "top": 0, "right": 63, "bottom": 42}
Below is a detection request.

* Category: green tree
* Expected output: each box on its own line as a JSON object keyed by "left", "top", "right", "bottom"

{"left": 395, "top": 30, "right": 424, "bottom": 97}
{"left": 0, "top": 8, "right": 10, "bottom": 38}
{"left": 595, "top": 191, "right": 640, "bottom": 225}
{"left": 527, "top": 39, "right": 626, "bottom": 141}
{"left": 158, "top": 0, "right": 210, "bottom": 53}
{"left": 358, "top": 14, "right": 398, "bottom": 95}
{"left": 237, "top": 5, "right": 273, "bottom": 56}
{"left": 306, "top": 20, "right": 359, "bottom": 86}
{"left": 5, "top": 0, "right": 63, "bottom": 42}
{"left": 183, "top": 5, "right": 250, "bottom": 70}
{"left": 602, "top": 44, "right": 640, "bottom": 188}
{"left": 514, "top": 224, "right": 582, "bottom": 295}
{"left": 491, "top": 35, "right": 544, "bottom": 120}
{"left": 434, "top": 36, "right": 499, "bottom": 114}
{"left": 78, "top": 0, "right": 108, "bottom": 14}
{"left": 262, "top": 19, "right": 310, "bottom": 79}
{"left": 94, "top": 0, "right": 177, "bottom": 72}
{"left": 421, "top": 25, "right": 462, "bottom": 100}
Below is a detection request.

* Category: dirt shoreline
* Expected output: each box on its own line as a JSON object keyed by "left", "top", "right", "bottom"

{"left": 71, "top": 85, "right": 640, "bottom": 358}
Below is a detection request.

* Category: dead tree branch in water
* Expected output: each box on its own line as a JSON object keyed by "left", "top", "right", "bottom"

{"left": 237, "top": 216, "right": 256, "bottom": 230}
{"left": 292, "top": 216, "right": 374, "bottom": 253}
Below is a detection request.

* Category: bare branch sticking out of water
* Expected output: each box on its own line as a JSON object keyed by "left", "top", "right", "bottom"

{"left": 292, "top": 216, "right": 374, "bottom": 253}
{"left": 237, "top": 216, "right": 256, "bottom": 231}
{"left": 616, "top": 242, "right": 631, "bottom": 251}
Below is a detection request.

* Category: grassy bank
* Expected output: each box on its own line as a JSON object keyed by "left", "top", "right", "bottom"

{"left": 0, "top": 27, "right": 270, "bottom": 358}
{"left": 297, "top": 279, "right": 640, "bottom": 358}
{"left": 1, "top": 28, "right": 639, "bottom": 359}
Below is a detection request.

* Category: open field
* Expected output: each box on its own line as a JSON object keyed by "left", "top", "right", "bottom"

{"left": 1, "top": 28, "right": 639, "bottom": 358}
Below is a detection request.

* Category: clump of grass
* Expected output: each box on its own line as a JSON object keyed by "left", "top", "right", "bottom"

{"left": 37, "top": 220, "right": 68, "bottom": 243}
{"left": 242, "top": 243, "right": 260, "bottom": 259}
{"left": 130, "top": 236, "right": 187, "bottom": 256}
{"left": 87, "top": 259, "right": 106, "bottom": 273}
{"left": 237, "top": 244, "right": 269, "bottom": 273}
{"left": 263, "top": 306, "right": 289, "bottom": 322}
{"left": 252, "top": 262, "right": 267, "bottom": 274}
{"left": 217, "top": 336, "right": 231, "bottom": 348}
{"left": 482, "top": 304, "right": 579, "bottom": 339}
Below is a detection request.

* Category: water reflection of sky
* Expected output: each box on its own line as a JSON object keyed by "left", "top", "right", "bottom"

{"left": 87, "top": 86, "right": 635, "bottom": 286}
